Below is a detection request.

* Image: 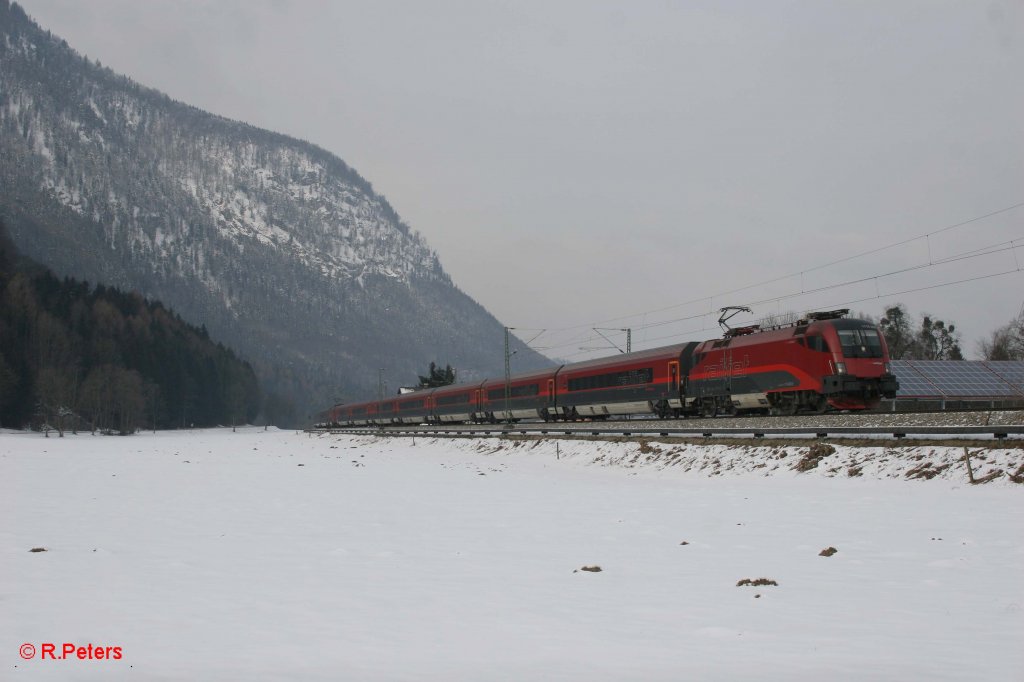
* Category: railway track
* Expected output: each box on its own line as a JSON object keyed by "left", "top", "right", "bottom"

{"left": 311, "top": 411, "right": 1024, "bottom": 441}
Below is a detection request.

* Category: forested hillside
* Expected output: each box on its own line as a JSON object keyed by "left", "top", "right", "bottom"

{"left": 0, "top": 220, "right": 260, "bottom": 433}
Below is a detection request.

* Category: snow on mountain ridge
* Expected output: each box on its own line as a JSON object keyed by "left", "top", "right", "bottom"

{"left": 16, "top": 89, "right": 440, "bottom": 291}
{"left": 2, "top": 14, "right": 441, "bottom": 295}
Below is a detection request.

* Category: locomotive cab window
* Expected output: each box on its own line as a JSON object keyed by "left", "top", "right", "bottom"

{"left": 837, "top": 329, "right": 883, "bottom": 358}
{"left": 807, "top": 335, "right": 832, "bottom": 353}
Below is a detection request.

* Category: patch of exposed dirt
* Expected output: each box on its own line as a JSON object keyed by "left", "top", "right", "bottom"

{"left": 905, "top": 462, "right": 952, "bottom": 480}
{"left": 972, "top": 470, "right": 1004, "bottom": 484}
{"left": 795, "top": 443, "right": 836, "bottom": 472}
{"left": 637, "top": 439, "right": 662, "bottom": 455}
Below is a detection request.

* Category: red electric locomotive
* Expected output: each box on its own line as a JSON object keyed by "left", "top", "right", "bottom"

{"left": 684, "top": 309, "right": 898, "bottom": 416}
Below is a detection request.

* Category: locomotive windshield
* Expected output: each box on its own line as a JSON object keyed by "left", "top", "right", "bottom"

{"left": 837, "top": 328, "right": 883, "bottom": 358}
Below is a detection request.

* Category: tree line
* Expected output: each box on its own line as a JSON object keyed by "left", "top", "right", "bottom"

{"left": 871, "top": 303, "right": 1024, "bottom": 361}
{"left": 876, "top": 304, "right": 964, "bottom": 360}
{"left": 0, "top": 219, "right": 260, "bottom": 434}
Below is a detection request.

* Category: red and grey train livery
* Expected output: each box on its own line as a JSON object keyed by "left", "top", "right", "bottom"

{"left": 325, "top": 310, "right": 899, "bottom": 426}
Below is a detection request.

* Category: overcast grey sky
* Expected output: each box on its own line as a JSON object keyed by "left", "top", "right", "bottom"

{"left": 18, "top": 0, "right": 1024, "bottom": 360}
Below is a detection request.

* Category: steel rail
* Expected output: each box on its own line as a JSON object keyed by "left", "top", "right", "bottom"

{"left": 311, "top": 424, "right": 1024, "bottom": 440}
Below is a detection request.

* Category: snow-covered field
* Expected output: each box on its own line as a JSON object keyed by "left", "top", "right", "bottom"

{"left": 3, "top": 428, "right": 1022, "bottom": 681}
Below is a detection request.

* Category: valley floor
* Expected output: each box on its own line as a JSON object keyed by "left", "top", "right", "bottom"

{"left": 2, "top": 428, "right": 1022, "bottom": 681}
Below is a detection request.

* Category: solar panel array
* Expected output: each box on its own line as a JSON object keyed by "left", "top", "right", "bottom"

{"left": 891, "top": 360, "right": 1024, "bottom": 398}
{"left": 890, "top": 361, "right": 937, "bottom": 397}
{"left": 987, "top": 361, "right": 1024, "bottom": 393}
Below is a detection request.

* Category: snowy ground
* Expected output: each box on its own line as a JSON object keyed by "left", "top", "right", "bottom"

{"left": 2, "top": 428, "right": 1022, "bottom": 681}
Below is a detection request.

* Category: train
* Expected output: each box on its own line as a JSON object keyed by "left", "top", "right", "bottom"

{"left": 324, "top": 309, "right": 899, "bottom": 426}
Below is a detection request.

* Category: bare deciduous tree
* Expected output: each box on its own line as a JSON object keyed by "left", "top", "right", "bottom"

{"left": 35, "top": 366, "right": 76, "bottom": 437}
{"left": 916, "top": 315, "right": 963, "bottom": 360}
{"left": 979, "top": 309, "right": 1024, "bottom": 361}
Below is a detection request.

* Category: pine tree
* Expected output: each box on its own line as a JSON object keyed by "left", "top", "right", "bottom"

{"left": 418, "top": 362, "right": 456, "bottom": 388}
{"left": 880, "top": 305, "right": 913, "bottom": 359}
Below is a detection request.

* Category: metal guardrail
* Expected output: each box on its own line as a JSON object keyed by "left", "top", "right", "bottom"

{"left": 311, "top": 425, "right": 1024, "bottom": 440}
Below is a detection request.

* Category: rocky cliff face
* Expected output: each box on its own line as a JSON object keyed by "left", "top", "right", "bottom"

{"left": 0, "top": 0, "right": 548, "bottom": 422}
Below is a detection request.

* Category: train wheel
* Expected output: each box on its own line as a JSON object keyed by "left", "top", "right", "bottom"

{"left": 700, "top": 399, "right": 717, "bottom": 418}
{"left": 769, "top": 396, "right": 798, "bottom": 416}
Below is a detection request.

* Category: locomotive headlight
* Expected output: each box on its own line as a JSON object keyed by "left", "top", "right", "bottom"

{"left": 836, "top": 362, "right": 847, "bottom": 375}
{"left": 884, "top": 362, "right": 892, "bottom": 373}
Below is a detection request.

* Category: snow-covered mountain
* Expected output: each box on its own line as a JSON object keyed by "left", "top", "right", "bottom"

{"left": 0, "top": 0, "right": 549, "bottom": 422}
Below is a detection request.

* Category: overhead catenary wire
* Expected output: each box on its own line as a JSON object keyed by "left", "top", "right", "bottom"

{"left": 551, "top": 266, "right": 1024, "bottom": 360}
{"left": 534, "top": 236, "right": 1022, "bottom": 357}
{"left": 536, "top": 200, "right": 1024, "bottom": 337}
